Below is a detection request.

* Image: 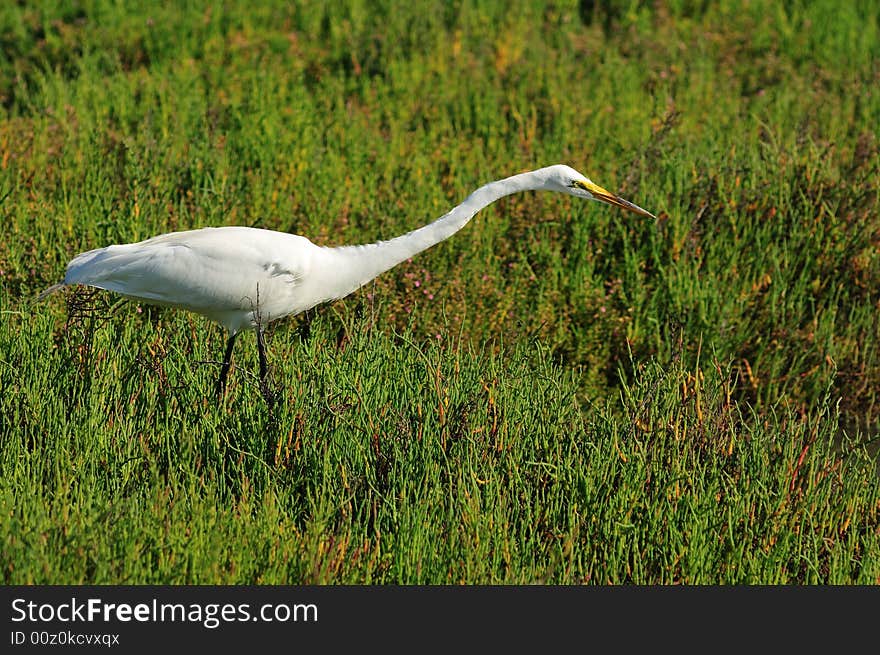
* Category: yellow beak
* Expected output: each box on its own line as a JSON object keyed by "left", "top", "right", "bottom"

{"left": 580, "top": 181, "right": 656, "bottom": 218}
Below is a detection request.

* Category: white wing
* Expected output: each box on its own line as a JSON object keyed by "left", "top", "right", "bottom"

{"left": 64, "top": 226, "right": 320, "bottom": 331}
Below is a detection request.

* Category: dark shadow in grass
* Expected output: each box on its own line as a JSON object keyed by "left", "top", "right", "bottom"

{"left": 55, "top": 287, "right": 115, "bottom": 407}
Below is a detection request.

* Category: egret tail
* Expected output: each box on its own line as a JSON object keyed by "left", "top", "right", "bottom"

{"left": 37, "top": 282, "right": 65, "bottom": 301}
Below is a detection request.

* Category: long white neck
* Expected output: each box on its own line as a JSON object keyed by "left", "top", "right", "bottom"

{"left": 320, "top": 168, "right": 552, "bottom": 300}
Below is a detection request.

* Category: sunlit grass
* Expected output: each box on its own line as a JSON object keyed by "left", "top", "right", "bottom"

{"left": 1, "top": 0, "right": 878, "bottom": 583}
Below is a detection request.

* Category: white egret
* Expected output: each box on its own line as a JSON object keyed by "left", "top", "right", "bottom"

{"left": 42, "top": 164, "right": 654, "bottom": 398}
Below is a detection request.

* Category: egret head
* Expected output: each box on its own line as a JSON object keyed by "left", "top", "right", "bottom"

{"left": 542, "top": 164, "right": 656, "bottom": 218}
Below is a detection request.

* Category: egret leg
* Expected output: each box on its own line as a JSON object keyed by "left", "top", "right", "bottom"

{"left": 256, "top": 328, "right": 275, "bottom": 409}
{"left": 256, "top": 328, "right": 269, "bottom": 380}
{"left": 216, "top": 333, "right": 237, "bottom": 396}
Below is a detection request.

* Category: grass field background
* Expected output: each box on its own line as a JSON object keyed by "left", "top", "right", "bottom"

{"left": 1, "top": 0, "right": 879, "bottom": 583}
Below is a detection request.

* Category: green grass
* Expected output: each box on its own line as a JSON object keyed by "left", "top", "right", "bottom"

{"left": 1, "top": 0, "right": 879, "bottom": 583}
